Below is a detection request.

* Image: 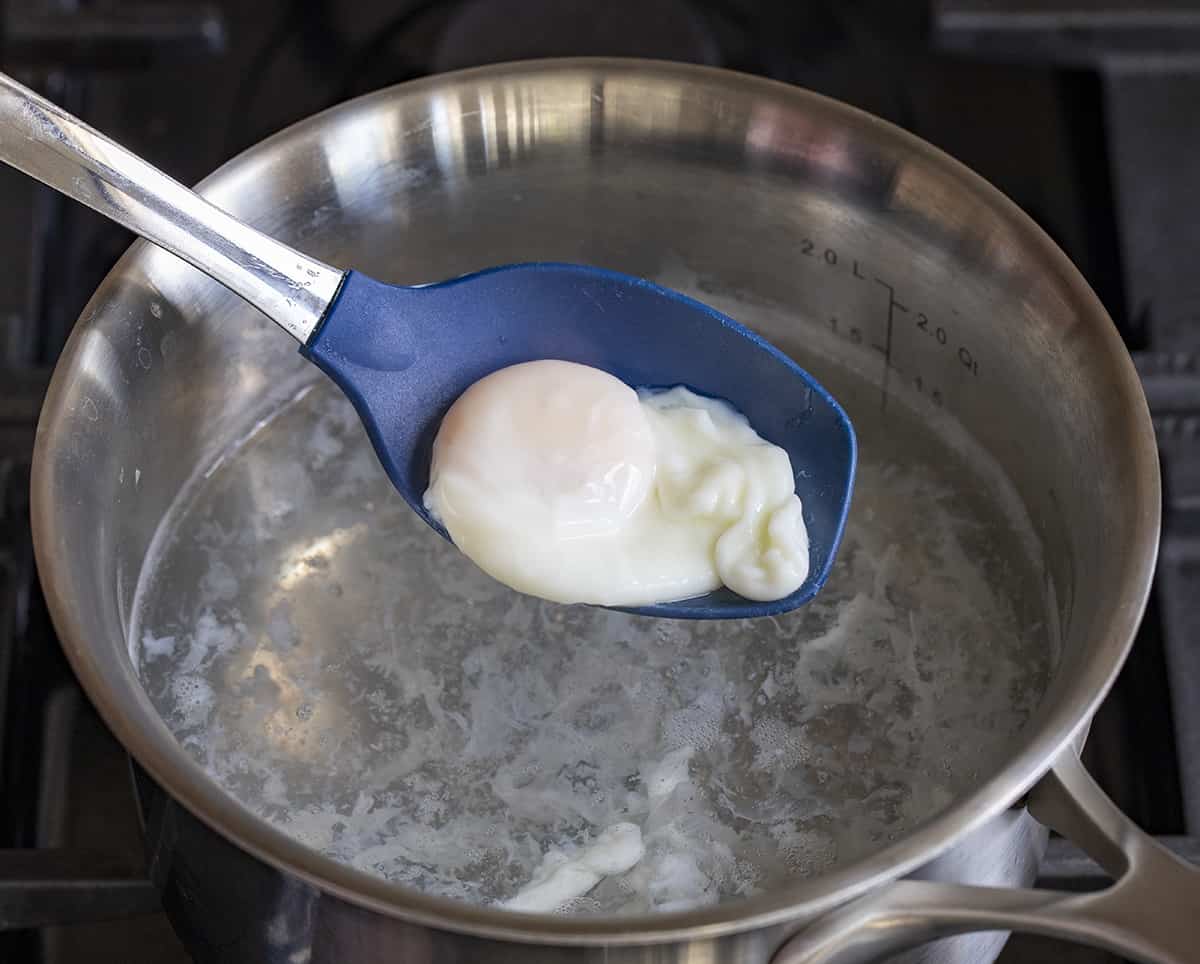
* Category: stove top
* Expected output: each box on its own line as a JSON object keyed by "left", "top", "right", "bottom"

{"left": 1, "top": 2, "right": 1198, "bottom": 962}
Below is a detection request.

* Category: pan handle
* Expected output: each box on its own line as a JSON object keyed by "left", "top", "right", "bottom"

{"left": 773, "top": 752, "right": 1200, "bottom": 964}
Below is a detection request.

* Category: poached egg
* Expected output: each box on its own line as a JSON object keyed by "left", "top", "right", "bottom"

{"left": 423, "top": 360, "right": 809, "bottom": 606}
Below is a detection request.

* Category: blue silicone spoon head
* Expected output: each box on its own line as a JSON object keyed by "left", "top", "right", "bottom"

{"left": 0, "top": 73, "right": 849, "bottom": 619}
{"left": 301, "top": 263, "right": 856, "bottom": 619}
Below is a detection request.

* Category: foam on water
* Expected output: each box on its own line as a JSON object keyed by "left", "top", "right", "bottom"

{"left": 132, "top": 341, "right": 1052, "bottom": 915}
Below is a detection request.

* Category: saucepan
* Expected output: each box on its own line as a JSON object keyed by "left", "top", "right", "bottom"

{"left": 28, "top": 59, "right": 1198, "bottom": 963}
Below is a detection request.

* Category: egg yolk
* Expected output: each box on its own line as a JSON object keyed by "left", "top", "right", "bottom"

{"left": 423, "top": 359, "right": 809, "bottom": 606}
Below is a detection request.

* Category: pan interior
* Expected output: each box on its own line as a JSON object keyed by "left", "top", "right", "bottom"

{"left": 131, "top": 298, "right": 1053, "bottom": 916}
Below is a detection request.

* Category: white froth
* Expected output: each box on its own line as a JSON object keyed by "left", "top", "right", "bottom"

{"left": 131, "top": 346, "right": 1052, "bottom": 916}
{"left": 644, "top": 745, "right": 694, "bottom": 804}
{"left": 169, "top": 675, "right": 213, "bottom": 729}
{"left": 140, "top": 631, "right": 176, "bottom": 661}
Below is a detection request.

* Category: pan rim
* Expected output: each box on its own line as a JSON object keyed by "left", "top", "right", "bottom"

{"left": 30, "top": 55, "right": 1160, "bottom": 946}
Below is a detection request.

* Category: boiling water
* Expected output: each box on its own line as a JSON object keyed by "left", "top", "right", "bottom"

{"left": 133, "top": 348, "right": 1052, "bottom": 915}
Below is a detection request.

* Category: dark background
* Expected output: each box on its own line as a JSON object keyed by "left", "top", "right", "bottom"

{"left": 3, "top": 2, "right": 1199, "bottom": 962}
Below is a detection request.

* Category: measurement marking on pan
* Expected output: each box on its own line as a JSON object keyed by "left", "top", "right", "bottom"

{"left": 873, "top": 277, "right": 905, "bottom": 411}
{"left": 800, "top": 235, "right": 983, "bottom": 410}
{"left": 830, "top": 312, "right": 944, "bottom": 409}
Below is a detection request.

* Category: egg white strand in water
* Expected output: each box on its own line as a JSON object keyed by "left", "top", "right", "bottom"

{"left": 501, "top": 822, "right": 645, "bottom": 913}
{"left": 502, "top": 746, "right": 699, "bottom": 913}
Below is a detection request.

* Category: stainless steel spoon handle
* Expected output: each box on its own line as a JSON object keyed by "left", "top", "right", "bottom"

{"left": 0, "top": 71, "right": 344, "bottom": 343}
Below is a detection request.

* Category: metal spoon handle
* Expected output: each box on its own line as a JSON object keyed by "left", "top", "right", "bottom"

{"left": 0, "top": 71, "right": 343, "bottom": 343}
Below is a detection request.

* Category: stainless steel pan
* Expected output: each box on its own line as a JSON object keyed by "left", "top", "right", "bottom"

{"left": 28, "top": 58, "right": 1197, "bottom": 962}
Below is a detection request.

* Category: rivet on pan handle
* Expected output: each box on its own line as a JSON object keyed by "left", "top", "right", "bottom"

{"left": 772, "top": 752, "right": 1200, "bottom": 964}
